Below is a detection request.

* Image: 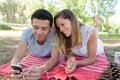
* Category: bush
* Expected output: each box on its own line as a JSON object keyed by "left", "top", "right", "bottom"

{"left": 0, "top": 24, "right": 12, "bottom": 30}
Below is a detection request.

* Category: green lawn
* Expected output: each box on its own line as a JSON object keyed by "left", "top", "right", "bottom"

{"left": 99, "top": 33, "right": 120, "bottom": 39}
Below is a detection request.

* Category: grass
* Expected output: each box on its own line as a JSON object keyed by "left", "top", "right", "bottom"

{"left": 99, "top": 33, "right": 120, "bottom": 39}
{"left": 0, "top": 31, "right": 120, "bottom": 80}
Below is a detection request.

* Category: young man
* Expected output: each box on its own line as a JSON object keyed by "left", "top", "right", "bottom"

{"left": 10, "top": 9, "right": 59, "bottom": 80}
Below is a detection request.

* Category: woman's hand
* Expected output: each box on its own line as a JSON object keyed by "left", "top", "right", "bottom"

{"left": 23, "top": 66, "right": 42, "bottom": 80}
{"left": 94, "top": 16, "right": 102, "bottom": 28}
{"left": 65, "top": 57, "right": 77, "bottom": 74}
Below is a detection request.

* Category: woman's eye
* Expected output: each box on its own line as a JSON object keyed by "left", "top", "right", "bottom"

{"left": 61, "top": 24, "right": 64, "bottom": 26}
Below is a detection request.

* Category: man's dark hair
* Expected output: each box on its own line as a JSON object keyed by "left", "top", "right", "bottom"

{"left": 31, "top": 9, "right": 53, "bottom": 27}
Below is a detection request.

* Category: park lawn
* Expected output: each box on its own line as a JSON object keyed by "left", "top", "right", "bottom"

{"left": 0, "top": 31, "right": 120, "bottom": 80}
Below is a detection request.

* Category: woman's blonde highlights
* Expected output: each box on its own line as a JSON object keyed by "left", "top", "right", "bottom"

{"left": 53, "top": 9, "right": 82, "bottom": 56}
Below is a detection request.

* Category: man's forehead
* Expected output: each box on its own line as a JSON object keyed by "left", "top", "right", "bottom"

{"left": 32, "top": 19, "right": 50, "bottom": 27}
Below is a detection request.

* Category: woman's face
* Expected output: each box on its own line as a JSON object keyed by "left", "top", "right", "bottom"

{"left": 56, "top": 17, "right": 72, "bottom": 37}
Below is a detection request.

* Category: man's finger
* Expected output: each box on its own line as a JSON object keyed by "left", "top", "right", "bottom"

{"left": 11, "top": 69, "right": 21, "bottom": 74}
{"left": 11, "top": 73, "right": 22, "bottom": 79}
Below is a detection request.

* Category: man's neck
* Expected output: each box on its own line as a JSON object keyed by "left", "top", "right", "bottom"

{"left": 37, "top": 40, "right": 46, "bottom": 45}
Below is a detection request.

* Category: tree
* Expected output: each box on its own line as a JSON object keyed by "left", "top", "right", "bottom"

{"left": 59, "top": 0, "right": 89, "bottom": 23}
{"left": 0, "top": 0, "right": 18, "bottom": 23}
{"left": 0, "top": 0, "right": 118, "bottom": 32}
{"left": 85, "top": 0, "right": 118, "bottom": 32}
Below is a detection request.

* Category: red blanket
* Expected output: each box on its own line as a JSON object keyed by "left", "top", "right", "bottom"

{"left": 0, "top": 53, "right": 108, "bottom": 80}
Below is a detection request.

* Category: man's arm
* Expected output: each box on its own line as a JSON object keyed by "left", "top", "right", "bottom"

{"left": 11, "top": 40, "right": 27, "bottom": 65}
{"left": 21, "top": 46, "right": 60, "bottom": 80}
{"left": 39, "top": 46, "right": 59, "bottom": 74}
{"left": 10, "top": 40, "right": 27, "bottom": 79}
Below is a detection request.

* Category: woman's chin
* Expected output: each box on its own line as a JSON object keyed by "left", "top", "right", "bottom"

{"left": 66, "top": 34, "right": 70, "bottom": 37}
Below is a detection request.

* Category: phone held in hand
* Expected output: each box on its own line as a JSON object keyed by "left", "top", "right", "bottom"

{"left": 11, "top": 64, "right": 22, "bottom": 73}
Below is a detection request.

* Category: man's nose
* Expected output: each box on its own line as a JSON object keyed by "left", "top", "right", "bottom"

{"left": 37, "top": 28, "right": 42, "bottom": 34}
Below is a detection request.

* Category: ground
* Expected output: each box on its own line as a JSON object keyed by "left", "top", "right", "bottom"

{"left": 0, "top": 31, "right": 120, "bottom": 80}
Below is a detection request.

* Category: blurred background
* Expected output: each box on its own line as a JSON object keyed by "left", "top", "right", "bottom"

{"left": 0, "top": 0, "right": 120, "bottom": 34}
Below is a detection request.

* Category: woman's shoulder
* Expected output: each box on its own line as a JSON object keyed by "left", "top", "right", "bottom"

{"left": 81, "top": 25, "right": 95, "bottom": 30}
{"left": 80, "top": 25, "right": 97, "bottom": 41}
{"left": 80, "top": 25, "right": 95, "bottom": 35}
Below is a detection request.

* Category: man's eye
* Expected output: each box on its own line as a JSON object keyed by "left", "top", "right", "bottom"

{"left": 33, "top": 26, "right": 38, "bottom": 29}
{"left": 42, "top": 27, "right": 48, "bottom": 30}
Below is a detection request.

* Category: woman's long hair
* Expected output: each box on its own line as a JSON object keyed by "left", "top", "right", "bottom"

{"left": 53, "top": 9, "right": 82, "bottom": 56}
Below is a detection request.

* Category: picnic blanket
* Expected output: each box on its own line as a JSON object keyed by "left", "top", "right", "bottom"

{"left": 0, "top": 53, "right": 108, "bottom": 80}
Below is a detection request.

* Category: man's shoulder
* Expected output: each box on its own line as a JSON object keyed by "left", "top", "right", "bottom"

{"left": 22, "top": 27, "right": 33, "bottom": 38}
{"left": 24, "top": 27, "right": 32, "bottom": 32}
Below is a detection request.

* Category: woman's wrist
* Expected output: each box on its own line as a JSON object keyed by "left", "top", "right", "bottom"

{"left": 66, "top": 53, "right": 73, "bottom": 60}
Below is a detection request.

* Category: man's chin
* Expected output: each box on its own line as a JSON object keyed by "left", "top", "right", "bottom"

{"left": 37, "top": 38, "right": 46, "bottom": 41}
{"left": 37, "top": 39, "right": 43, "bottom": 42}
{"left": 36, "top": 37, "right": 44, "bottom": 41}
{"left": 36, "top": 39, "right": 45, "bottom": 44}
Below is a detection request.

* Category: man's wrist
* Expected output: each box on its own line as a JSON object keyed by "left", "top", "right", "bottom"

{"left": 11, "top": 57, "right": 21, "bottom": 65}
{"left": 39, "top": 65, "right": 46, "bottom": 75}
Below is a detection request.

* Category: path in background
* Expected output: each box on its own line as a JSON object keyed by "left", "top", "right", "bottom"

{"left": 0, "top": 31, "right": 119, "bottom": 48}
{"left": 0, "top": 31, "right": 22, "bottom": 37}
{"left": 0, "top": 31, "right": 120, "bottom": 59}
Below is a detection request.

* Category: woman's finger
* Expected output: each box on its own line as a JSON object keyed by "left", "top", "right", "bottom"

{"left": 65, "top": 67, "right": 73, "bottom": 74}
{"left": 66, "top": 60, "right": 75, "bottom": 69}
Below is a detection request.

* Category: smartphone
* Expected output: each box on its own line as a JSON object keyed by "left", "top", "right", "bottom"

{"left": 11, "top": 64, "right": 22, "bottom": 73}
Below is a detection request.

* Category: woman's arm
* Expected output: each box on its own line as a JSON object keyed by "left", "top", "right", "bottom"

{"left": 76, "top": 30, "right": 97, "bottom": 66}
{"left": 65, "top": 30, "right": 97, "bottom": 74}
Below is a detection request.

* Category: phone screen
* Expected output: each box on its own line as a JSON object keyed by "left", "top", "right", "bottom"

{"left": 11, "top": 64, "right": 22, "bottom": 73}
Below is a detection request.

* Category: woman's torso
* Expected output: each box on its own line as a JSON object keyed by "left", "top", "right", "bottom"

{"left": 72, "top": 26, "right": 104, "bottom": 57}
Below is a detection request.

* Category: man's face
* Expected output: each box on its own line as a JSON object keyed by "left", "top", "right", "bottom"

{"left": 32, "top": 18, "right": 50, "bottom": 45}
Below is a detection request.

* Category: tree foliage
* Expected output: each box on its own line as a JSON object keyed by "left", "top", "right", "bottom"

{"left": 0, "top": 0, "right": 18, "bottom": 23}
{"left": 0, "top": 0, "right": 119, "bottom": 33}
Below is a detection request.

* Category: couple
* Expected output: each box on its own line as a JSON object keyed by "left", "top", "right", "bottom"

{"left": 0, "top": 9, "right": 108, "bottom": 80}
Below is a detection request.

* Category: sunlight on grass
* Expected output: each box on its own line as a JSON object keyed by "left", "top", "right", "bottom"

{"left": 99, "top": 33, "right": 120, "bottom": 39}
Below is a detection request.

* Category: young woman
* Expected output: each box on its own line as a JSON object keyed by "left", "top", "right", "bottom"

{"left": 51, "top": 9, "right": 108, "bottom": 80}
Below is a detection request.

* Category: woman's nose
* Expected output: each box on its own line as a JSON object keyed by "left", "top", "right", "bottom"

{"left": 60, "top": 27, "right": 63, "bottom": 32}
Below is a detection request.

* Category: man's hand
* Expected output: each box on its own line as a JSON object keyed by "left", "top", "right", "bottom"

{"left": 23, "top": 66, "right": 42, "bottom": 80}
{"left": 11, "top": 69, "right": 23, "bottom": 80}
